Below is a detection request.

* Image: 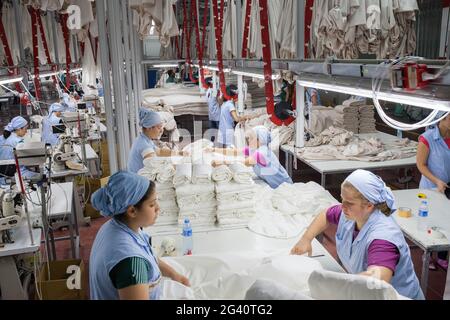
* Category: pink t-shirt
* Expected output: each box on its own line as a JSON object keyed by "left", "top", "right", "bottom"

{"left": 326, "top": 205, "right": 400, "bottom": 273}
{"left": 419, "top": 135, "right": 450, "bottom": 149}
{"left": 243, "top": 147, "right": 267, "bottom": 167}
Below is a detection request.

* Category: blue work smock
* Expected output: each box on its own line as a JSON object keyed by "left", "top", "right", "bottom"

{"left": 217, "top": 100, "right": 236, "bottom": 147}
{"left": 251, "top": 145, "right": 292, "bottom": 189}
{"left": 127, "top": 133, "right": 156, "bottom": 173}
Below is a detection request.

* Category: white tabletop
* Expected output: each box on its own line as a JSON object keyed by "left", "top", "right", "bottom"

{"left": 145, "top": 226, "right": 344, "bottom": 274}
{"left": 0, "top": 223, "right": 42, "bottom": 257}
{"left": 281, "top": 132, "right": 416, "bottom": 174}
{"left": 393, "top": 189, "right": 450, "bottom": 250}
{"left": 23, "top": 129, "right": 42, "bottom": 143}
{"left": 73, "top": 144, "right": 99, "bottom": 160}
{"left": 50, "top": 165, "right": 89, "bottom": 178}
{"left": 26, "top": 182, "right": 73, "bottom": 218}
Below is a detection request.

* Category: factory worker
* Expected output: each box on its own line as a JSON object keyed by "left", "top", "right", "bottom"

{"left": 128, "top": 108, "right": 185, "bottom": 173}
{"left": 217, "top": 84, "right": 250, "bottom": 148}
{"left": 205, "top": 77, "right": 222, "bottom": 130}
{"left": 90, "top": 171, "right": 189, "bottom": 300}
{"left": 166, "top": 70, "right": 176, "bottom": 83}
{"left": 291, "top": 170, "right": 424, "bottom": 300}
{"left": 210, "top": 126, "right": 292, "bottom": 189}
{"left": 0, "top": 117, "right": 38, "bottom": 183}
{"left": 417, "top": 112, "right": 450, "bottom": 193}
{"left": 41, "top": 103, "right": 65, "bottom": 146}
{"left": 306, "top": 88, "right": 321, "bottom": 108}
{"left": 416, "top": 112, "right": 450, "bottom": 271}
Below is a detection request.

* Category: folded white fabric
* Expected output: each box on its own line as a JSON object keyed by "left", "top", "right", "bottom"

{"left": 173, "top": 163, "right": 192, "bottom": 186}
{"left": 156, "top": 164, "right": 176, "bottom": 183}
{"left": 192, "top": 164, "right": 212, "bottom": 184}
{"left": 211, "top": 165, "right": 233, "bottom": 183}
{"left": 156, "top": 188, "right": 176, "bottom": 202}
{"left": 215, "top": 181, "right": 257, "bottom": 194}
{"left": 175, "top": 183, "right": 215, "bottom": 196}
{"left": 229, "top": 163, "right": 255, "bottom": 184}
{"left": 155, "top": 182, "right": 174, "bottom": 190}
{"left": 143, "top": 156, "right": 171, "bottom": 169}
{"left": 308, "top": 269, "right": 400, "bottom": 300}
{"left": 177, "top": 198, "right": 217, "bottom": 210}
{"left": 177, "top": 214, "right": 216, "bottom": 226}
{"left": 216, "top": 189, "right": 255, "bottom": 202}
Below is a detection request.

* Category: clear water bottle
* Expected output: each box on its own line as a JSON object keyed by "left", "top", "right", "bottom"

{"left": 182, "top": 218, "right": 193, "bottom": 256}
{"left": 417, "top": 201, "right": 429, "bottom": 232}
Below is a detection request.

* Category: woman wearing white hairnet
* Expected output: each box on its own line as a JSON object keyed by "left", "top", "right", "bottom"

{"left": 0, "top": 116, "right": 38, "bottom": 184}
{"left": 41, "top": 103, "right": 65, "bottom": 146}
{"left": 291, "top": 170, "right": 424, "bottom": 300}
{"left": 127, "top": 108, "right": 185, "bottom": 173}
{"left": 89, "top": 171, "right": 189, "bottom": 300}
{"left": 210, "top": 126, "right": 292, "bottom": 189}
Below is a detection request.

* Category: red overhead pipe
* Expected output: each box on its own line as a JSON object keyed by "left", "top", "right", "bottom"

{"left": 29, "top": 7, "right": 42, "bottom": 100}
{"left": 0, "top": 11, "right": 22, "bottom": 93}
{"left": 212, "top": 0, "right": 232, "bottom": 100}
{"left": 241, "top": 0, "right": 252, "bottom": 58}
{"left": 192, "top": 0, "right": 210, "bottom": 88}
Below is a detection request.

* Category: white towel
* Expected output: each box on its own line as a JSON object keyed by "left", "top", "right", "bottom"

{"left": 229, "top": 163, "right": 254, "bottom": 184}
{"left": 215, "top": 182, "right": 256, "bottom": 194}
{"left": 192, "top": 164, "right": 212, "bottom": 184}
{"left": 216, "top": 190, "right": 255, "bottom": 202}
{"left": 211, "top": 165, "right": 233, "bottom": 183}
{"left": 143, "top": 156, "right": 171, "bottom": 169}
{"left": 155, "top": 182, "right": 174, "bottom": 191}
{"left": 175, "top": 183, "right": 215, "bottom": 196}
{"left": 217, "top": 201, "right": 255, "bottom": 212}
{"left": 173, "top": 163, "right": 192, "bottom": 186}
{"left": 157, "top": 188, "right": 176, "bottom": 202}
{"left": 156, "top": 164, "right": 176, "bottom": 183}
{"left": 177, "top": 197, "right": 217, "bottom": 210}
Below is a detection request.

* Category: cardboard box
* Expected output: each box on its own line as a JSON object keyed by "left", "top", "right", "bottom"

{"left": 100, "top": 176, "right": 110, "bottom": 187}
{"left": 37, "top": 259, "right": 85, "bottom": 300}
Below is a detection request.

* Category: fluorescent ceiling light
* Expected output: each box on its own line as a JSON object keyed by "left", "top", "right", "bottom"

{"left": 297, "top": 79, "right": 450, "bottom": 112}
{"left": 205, "top": 65, "right": 231, "bottom": 73}
{"left": 70, "top": 68, "right": 83, "bottom": 74}
{"left": 232, "top": 70, "right": 280, "bottom": 80}
{"left": 31, "top": 71, "right": 60, "bottom": 79}
{"left": 0, "top": 76, "right": 24, "bottom": 85}
{"left": 153, "top": 64, "right": 179, "bottom": 68}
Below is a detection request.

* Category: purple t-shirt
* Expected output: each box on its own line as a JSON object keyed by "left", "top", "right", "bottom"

{"left": 243, "top": 147, "right": 267, "bottom": 167}
{"left": 326, "top": 205, "right": 400, "bottom": 273}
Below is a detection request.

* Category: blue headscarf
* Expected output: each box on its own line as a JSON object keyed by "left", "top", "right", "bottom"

{"left": 139, "top": 108, "right": 162, "bottom": 128}
{"left": 49, "top": 103, "right": 65, "bottom": 114}
{"left": 5, "top": 116, "right": 28, "bottom": 132}
{"left": 253, "top": 126, "right": 272, "bottom": 146}
{"left": 345, "top": 169, "right": 396, "bottom": 211}
{"left": 91, "top": 171, "right": 151, "bottom": 217}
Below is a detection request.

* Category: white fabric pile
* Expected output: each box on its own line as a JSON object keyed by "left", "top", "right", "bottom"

{"left": 175, "top": 183, "right": 217, "bottom": 227}
{"left": 173, "top": 163, "right": 192, "bottom": 187}
{"left": 334, "top": 99, "right": 377, "bottom": 134}
{"left": 155, "top": 182, "right": 179, "bottom": 226}
{"left": 296, "top": 135, "right": 417, "bottom": 162}
{"left": 229, "top": 163, "right": 254, "bottom": 185}
{"left": 248, "top": 182, "right": 339, "bottom": 239}
{"left": 138, "top": 157, "right": 176, "bottom": 184}
{"left": 334, "top": 105, "right": 360, "bottom": 133}
{"left": 358, "top": 105, "right": 377, "bottom": 133}
{"left": 306, "top": 127, "right": 354, "bottom": 148}
{"left": 215, "top": 182, "right": 257, "bottom": 227}
{"left": 211, "top": 165, "right": 233, "bottom": 183}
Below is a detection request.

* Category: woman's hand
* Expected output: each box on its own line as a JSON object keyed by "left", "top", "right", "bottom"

{"left": 290, "top": 237, "right": 313, "bottom": 256}
{"left": 171, "top": 273, "right": 191, "bottom": 287}
{"left": 436, "top": 179, "right": 449, "bottom": 193}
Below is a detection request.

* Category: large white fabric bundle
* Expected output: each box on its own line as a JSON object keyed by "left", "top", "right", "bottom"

{"left": 177, "top": 209, "right": 217, "bottom": 227}
{"left": 173, "top": 163, "right": 192, "bottom": 186}
{"left": 176, "top": 183, "right": 216, "bottom": 211}
{"left": 211, "top": 165, "right": 233, "bottom": 183}
{"left": 137, "top": 167, "right": 158, "bottom": 181}
{"left": 156, "top": 164, "right": 176, "bottom": 184}
{"left": 155, "top": 200, "right": 179, "bottom": 226}
{"left": 160, "top": 252, "right": 323, "bottom": 299}
{"left": 245, "top": 279, "right": 313, "bottom": 300}
{"left": 308, "top": 270, "right": 401, "bottom": 300}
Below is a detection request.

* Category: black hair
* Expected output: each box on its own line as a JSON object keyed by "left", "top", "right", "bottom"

{"left": 2, "top": 130, "right": 12, "bottom": 140}
{"left": 205, "top": 77, "right": 213, "bottom": 87}
{"left": 167, "top": 70, "right": 175, "bottom": 77}
{"left": 224, "top": 84, "right": 238, "bottom": 101}
{"left": 114, "top": 181, "right": 156, "bottom": 221}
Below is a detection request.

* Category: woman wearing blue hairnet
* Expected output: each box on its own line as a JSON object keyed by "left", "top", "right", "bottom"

{"left": 128, "top": 108, "right": 185, "bottom": 173}
{"left": 291, "top": 170, "right": 424, "bottom": 300}
{"left": 0, "top": 116, "right": 38, "bottom": 184}
{"left": 217, "top": 84, "right": 252, "bottom": 148}
{"left": 89, "top": 171, "right": 190, "bottom": 300}
{"left": 209, "top": 126, "right": 292, "bottom": 189}
{"left": 41, "top": 103, "right": 65, "bottom": 146}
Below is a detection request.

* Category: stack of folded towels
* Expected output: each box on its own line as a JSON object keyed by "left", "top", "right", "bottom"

{"left": 334, "top": 103, "right": 360, "bottom": 133}
{"left": 358, "top": 105, "right": 377, "bottom": 133}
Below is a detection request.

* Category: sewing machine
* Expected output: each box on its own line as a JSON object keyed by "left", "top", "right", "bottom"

{"left": 0, "top": 188, "right": 22, "bottom": 247}
{"left": 52, "top": 135, "right": 78, "bottom": 172}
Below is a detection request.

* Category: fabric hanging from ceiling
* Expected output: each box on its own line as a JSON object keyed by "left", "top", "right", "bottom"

{"left": 222, "top": 0, "right": 238, "bottom": 58}
{"left": 1, "top": 1, "right": 20, "bottom": 65}
{"left": 310, "top": 0, "right": 419, "bottom": 59}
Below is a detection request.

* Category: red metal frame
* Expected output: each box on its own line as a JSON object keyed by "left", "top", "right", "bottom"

{"left": 241, "top": 0, "right": 252, "bottom": 58}
{"left": 29, "top": 7, "right": 42, "bottom": 100}
{"left": 212, "top": 0, "right": 233, "bottom": 100}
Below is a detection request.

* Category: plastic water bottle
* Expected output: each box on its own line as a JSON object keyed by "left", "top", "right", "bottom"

{"left": 182, "top": 218, "right": 193, "bottom": 255}
{"left": 417, "top": 201, "right": 429, "bottom": 232}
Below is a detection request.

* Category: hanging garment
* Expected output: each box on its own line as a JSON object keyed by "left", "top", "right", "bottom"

{"left": 159, "top": 0, "right": 179, "bottom": 48}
